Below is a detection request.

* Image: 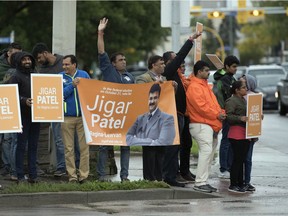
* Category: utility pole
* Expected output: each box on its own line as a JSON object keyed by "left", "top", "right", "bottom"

{"left": 52, "top": 0, "right": 76, "bottom": 55}
{"left": 171, "top": 1, "right": 181, "bottom": 51}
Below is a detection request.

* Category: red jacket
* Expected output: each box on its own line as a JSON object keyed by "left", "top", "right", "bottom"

{"left": 186, "top": 76, "right": 224, "bottom": 132}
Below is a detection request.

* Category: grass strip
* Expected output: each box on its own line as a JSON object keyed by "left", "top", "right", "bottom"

{"left": 1, "top": 180, "right": 169, "bottom": 194}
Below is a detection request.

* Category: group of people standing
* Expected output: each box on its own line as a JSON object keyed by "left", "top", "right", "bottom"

{"left": 0, "top": 17, "right": 260, "bottom": 194}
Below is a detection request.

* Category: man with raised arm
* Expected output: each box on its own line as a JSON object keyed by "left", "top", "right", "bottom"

{"left": 97, "top": 17, "right": 135, "bottom": 182}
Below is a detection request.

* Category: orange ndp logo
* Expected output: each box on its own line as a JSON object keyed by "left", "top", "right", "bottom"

{"left": 31, "top": 74, "right": 64, "bottom": 122}
{"left": 77, "top": 79, "right": 179, "bottom": 146}
{"left": 0, "top": 84, "right": 22, "bottom": 133}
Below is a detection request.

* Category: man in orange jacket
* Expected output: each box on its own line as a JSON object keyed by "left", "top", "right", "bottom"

{"left": 186, "top": 60, "right": 226, "bottom": 193}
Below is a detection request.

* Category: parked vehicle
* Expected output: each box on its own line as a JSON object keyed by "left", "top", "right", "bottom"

{"left": 281, "top": 62, "right": 288, "bottom": 72}
{"left": 245, "top": 64, "right": 286, "bottom": 77}
{"left": 243, "top": 65, "right": 286, "bottom": 110}
{"left": 276, "top": 73, "right": 288, "bottom": 115}
{"left": 255, "top": 74, "right": 286, "bottom": 110}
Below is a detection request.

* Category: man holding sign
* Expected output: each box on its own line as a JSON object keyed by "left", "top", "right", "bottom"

{"left": 59, "top": 55, "right": 90, "bottom": 184}
{"left": 8, "top": 51, "right": 40, "bottom": 183}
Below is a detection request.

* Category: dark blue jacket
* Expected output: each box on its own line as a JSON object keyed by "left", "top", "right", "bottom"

{"left": 99, "top": 52, "right": 134, "bottom": 84}
{"left": 59, "top": 69, "right": 90, "bottom": 117}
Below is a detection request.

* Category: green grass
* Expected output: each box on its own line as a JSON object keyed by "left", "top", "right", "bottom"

{"left": 1, "top": 180, "right": 169, "bottom": 194}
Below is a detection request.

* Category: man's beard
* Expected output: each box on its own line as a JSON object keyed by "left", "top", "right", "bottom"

{"left": 23, "top": 63, "right": 32, "bottom": 69}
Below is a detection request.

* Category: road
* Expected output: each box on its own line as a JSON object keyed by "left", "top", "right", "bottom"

{"left": 1, "top": 112, "right": 288, "bottom": 215}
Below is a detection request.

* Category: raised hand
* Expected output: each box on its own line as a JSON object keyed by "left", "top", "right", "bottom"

{"left": 189, "top": 31, "right": 202, "bottom": 41}
{"left": 98, "top": 17, "right": 108, "bottom": 32}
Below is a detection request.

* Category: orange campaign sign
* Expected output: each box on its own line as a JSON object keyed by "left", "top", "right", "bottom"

{"left": 246, "top": 93, "right": 263, "bottom": 138}
{"left": 194, "top": 22, "right": 203, "bottom": 63}
{"left": 31, "top": 74, "right": 64, "bottom": 122}
{"left": 77, "top": 79, "right": 180, "bottom": 146}
{"left": 0, "top": 84, "right": 22, "bottom": 133}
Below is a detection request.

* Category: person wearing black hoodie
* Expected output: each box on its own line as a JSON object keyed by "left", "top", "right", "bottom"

{"left": 162, "top": 31, "right": 201, "bottom": 187}
{"left": 8, "top": 51, "right": 40, "bottom": 183}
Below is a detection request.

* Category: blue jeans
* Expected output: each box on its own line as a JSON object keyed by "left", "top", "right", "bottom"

{"left": 97, "top": 145, "right": 130, "bottom": 179}
{"left": 16, "top": 117, "right": 40, "bottom": 180}
{"left": 162, "top": 113, "right": 184, "bottom": 182}
{"left": 245, "top": 140, "right": 255, "bottom": 184}
{"left": 52, "top": 122, "right": 65, "bottom": 171}
{"left": 219, "top": 120, "right": 233, "bottom": 173}
{"left": 53, "top": 122, "right": 80, "bottom": 171}
{"left": 2, "top": 133, "right": 12, "bottom": 169}
{"left": 9, "top": 133, "right": 17, "bottom": 176}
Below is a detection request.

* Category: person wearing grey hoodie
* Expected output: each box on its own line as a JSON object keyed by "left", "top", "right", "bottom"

{"left": 240, "top": 74, "right": 258, "bottom": 192}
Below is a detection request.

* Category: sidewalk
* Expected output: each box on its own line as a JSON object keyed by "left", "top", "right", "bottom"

{"left": 0, "top": 143, "right": 288, "bottom": 207}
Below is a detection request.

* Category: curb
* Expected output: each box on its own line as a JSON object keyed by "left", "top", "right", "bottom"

{"left": 0, "top": 188, "right": 221, "bottom": 207}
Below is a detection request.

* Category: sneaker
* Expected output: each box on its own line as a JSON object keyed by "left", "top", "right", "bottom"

{"left": 79, "top": 179, "right": 88, "bottom": 184}
{"left": 164, "top": 180, "right": 185, "bottom": 187}
{"left": 10, "top": 175, "right": 18, "bottom": 181}
{"left": 228, "top": 185, "right": 246, "bottom": 193}
{"left": 207, "top": 184, "right": 217, "bottom": 192}
{"left": 28, "top": 178, "right": 39, "bottom": 184}
{"left": 54, "top": 170, "right": 66, "bottom": 177}
{"left": 218, "top": 171, "right": 230, "bottom": 179}
{"left": 69, "top": 179, "right": 78, "bottom": 183}
{"left": 246, "top": 183, "right": 256, "bottom": 192}
{"left": 17, "top": 178, "right": 27, "bottom": 184}
{"left": 181, "top": 173, "right": 195, "bottom": 183}
{"left": 0, "top": 166, "right": 10, "bottom": 176}
{"left": 121, "top": 177, "right": 130, "bottom": 182}
{"left": 176, "top": 173, "right": 189, "bottom": 184}
{"left": 98, "top": 176, "right": 111, "bottom": 182}
{"left": 193, "top": 184, "right": 213, "bottom": 193}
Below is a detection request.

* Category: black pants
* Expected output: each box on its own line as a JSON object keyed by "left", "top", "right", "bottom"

{"left": 229, "top": 138, "right": 250, "bottom": 187}
{"left": 162, "top": 114, "right": 184, "bottom": 182}
{"left": 179, "top": 116, "right": 192, "bottom": 175}
{"left": 142, "top": 146, "right": 165, "bottom": 181}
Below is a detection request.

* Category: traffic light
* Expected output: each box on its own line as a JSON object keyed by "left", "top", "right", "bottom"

{"left": 207, "top": 11, "right": 225, "bottom": 19}
{"left": 248, "top": 10, "right": 264, "bottom": 17}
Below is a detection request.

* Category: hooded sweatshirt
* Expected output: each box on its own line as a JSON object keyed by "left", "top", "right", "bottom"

{"left": 245, "top": 74, "right": 257, "bottom": 92}
{"left": 8, "top": 51, "right": 36, "bottom": 116}
{"left": 213, "top": 69, "right": 236, "bottom": 108}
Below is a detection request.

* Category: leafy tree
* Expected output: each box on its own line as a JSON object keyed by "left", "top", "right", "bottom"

{"left": 237, "top": 1, "right": 288, "bottom": 65}
{"left": 0, "top": 1, "right": 169, "bottom": 69}
{"left": 219, "top": 15, "right": 239, "bottom": 55}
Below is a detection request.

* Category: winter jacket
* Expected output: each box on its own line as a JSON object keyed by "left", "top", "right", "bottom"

{"left": 213, "top": 69, "right": 236, "bottom": 108}
{"left": 8, "top": 51, "right": 37, "bottom": 116}
{"left": 163, "top": 39, "right": 194, "bottom": 115}
{"left": 225, "top": 95, "right": 247, "bottom": 127}
{"left": 59, "top": 69, "right": 90, "bottom": 117}
{"left": 0, "top": 53, "right": 10, "bottom": 82}
{"left": 186, "top": 76, "right": 223, "bottom": 132}
{"left": 99, "top": 52, "right": 134, "bottom": 84}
